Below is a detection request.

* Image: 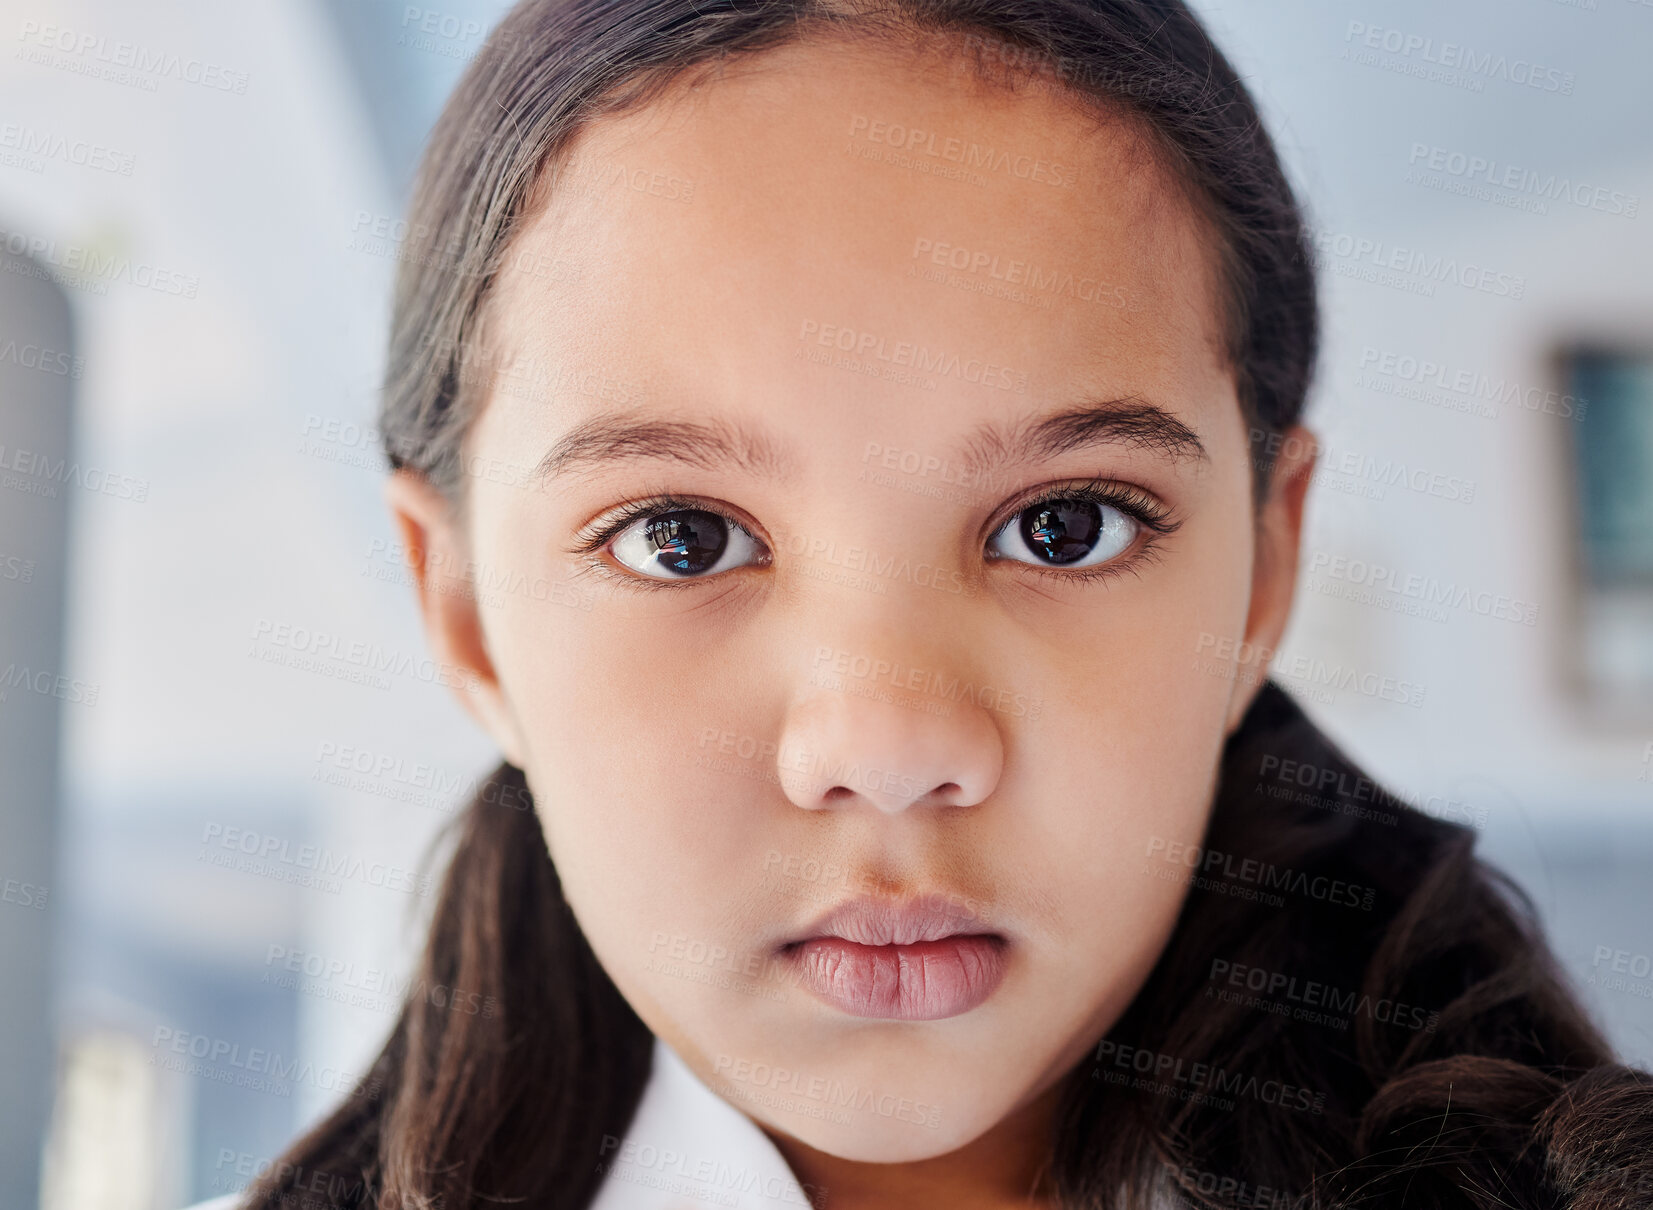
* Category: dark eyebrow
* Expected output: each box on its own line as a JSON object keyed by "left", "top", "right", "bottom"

{"left": 956, "top": 398, "right": 1209, "bottom": 481}
{"left": 532, "top": 397, "right": 1205, "bottom": 486}
{"left": 532, "top": 413, "right": 795, "bottom": 484}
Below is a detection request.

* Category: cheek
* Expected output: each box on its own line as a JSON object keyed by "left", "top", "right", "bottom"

{"left": 991, "top": 511, "right": 1254, "bottom": 987}
{"left": 1036, "top": 498, "right": 1255, "bottom": 728}
{"left": 480, "top": 587, "right": 773, "bottom": 970}
{"left": 495, "top": 615, "right": 803, "bottom": 1076}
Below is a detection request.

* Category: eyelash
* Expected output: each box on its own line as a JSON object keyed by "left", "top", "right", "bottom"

{"left": 985, "top": 477, "right": 1180, "bottom": 586}
{"left": 566, "top": 491, "right": 759, "bottom": 593}
{"left": 567, "top": 480, "right": 1180, "bottom": 591}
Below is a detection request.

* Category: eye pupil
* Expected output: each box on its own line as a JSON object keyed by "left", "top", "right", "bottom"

{"left": 1020, "top": 501, "right": 1103, "bottom": 565}
{"left": 646, "top": 510, "right": 728, "bottom": 574}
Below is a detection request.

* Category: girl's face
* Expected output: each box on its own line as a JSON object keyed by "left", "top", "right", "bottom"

{"left": 392, "top": 37, "right": 1312, "bottom": 1163}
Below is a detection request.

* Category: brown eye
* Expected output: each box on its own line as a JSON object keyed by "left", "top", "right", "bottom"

{"left": 609, "top": 509, "right": 763, "bottom": 579}
{"left": 988, "top": 498, "right": 1138, "bottom": 569}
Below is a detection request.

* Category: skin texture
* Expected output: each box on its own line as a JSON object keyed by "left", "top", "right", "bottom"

{"left": 387, "top": 34, "right": 1316, "bottom": 1210}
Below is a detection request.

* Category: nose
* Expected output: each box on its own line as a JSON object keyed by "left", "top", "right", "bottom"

{"left": 776, "top": 672, "right": 1004, "bottom": 814}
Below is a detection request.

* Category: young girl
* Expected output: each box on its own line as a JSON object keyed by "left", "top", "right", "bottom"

{"left": 219, "top": 0, "right": 1653, "bottom": 1206}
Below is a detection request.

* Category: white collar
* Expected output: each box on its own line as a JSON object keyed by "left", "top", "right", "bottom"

{"left": 587, "top": 1040, "right": 1180, "bottom": 1209}
{"left": 589, "top": 1036, "right": 817, "bottom": 1209}
{"left": 186, "top": 1036, "right": 1174, "bottom": 1210}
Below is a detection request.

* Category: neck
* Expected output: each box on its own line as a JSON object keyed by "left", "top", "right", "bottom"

{"left": 761, "top": 1079, "right": 1065, "bottom": 1210}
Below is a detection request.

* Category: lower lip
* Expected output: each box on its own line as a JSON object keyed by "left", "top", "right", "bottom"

{"left": 783, "top": 935, "right": 1008, "bottom": 1020}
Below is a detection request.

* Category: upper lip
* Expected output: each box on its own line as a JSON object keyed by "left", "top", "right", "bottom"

{"left": 786, "top": 894, "right": 1000, "bottom": 948}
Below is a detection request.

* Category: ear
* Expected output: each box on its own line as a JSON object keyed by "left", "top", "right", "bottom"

{"left": 383, "top": 469, "right": 529, "bottom": 768}
{"left": 1223, "top": 424, "right": 1318, "bottom": 735}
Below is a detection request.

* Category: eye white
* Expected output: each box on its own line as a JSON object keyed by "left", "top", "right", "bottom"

{"left": 988, "top": 500, "right": 1138, "bottom": 569}
{"left": 609, "top": 510, "right": 763, "bottom": 580}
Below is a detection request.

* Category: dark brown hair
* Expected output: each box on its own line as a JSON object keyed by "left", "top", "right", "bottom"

{"left": 244, "top": 1, "right": 1653, "bottom": 1207}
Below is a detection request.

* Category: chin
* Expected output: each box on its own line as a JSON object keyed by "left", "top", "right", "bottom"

{"left": 773, "top": 1097, "right": 1008, "bottom": 1164}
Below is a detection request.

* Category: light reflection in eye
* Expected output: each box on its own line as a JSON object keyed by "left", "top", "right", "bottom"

{"left": 609, "top": 508, "right": 764, "bottom": 579}
{"left": 987, "top": 498, "right": 1138, "bottom": 569}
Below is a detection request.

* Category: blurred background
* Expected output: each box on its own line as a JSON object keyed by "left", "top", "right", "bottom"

{"left": 0, "top": 0, "right": 1649, "bottom": 1206}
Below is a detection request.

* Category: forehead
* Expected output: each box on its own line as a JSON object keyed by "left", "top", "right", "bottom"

{"left": 478, "top": 34, "right": 1233, "bottom": 462}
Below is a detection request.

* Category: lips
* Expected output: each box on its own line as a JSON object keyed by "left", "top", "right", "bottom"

{"left": 777, "top": 896, "right": 1008, "bottom": 1020}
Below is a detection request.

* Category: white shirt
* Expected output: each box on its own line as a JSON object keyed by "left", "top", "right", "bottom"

{"left": 589, "top": 1036, "right": 814, "bottom": 1209}
{"left": 180, "top": 1037, "right": 1185, "bottom": 1208}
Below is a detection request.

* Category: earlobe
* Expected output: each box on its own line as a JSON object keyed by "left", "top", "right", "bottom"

{"left": 1224, "top": 424, "right": 1318, "bottom": 735}
{"left": 382, "top": 470, "right": 529, "bottom": 768}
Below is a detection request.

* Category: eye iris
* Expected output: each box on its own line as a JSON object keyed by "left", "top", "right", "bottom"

{"left": 1019, "top": 500, "right": 1103, "bottom": 565}
{"left": 645, "top": 510, "right": 728, "bottom": 574}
